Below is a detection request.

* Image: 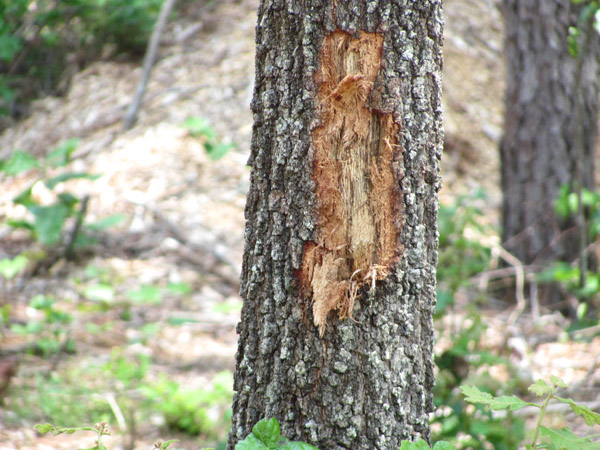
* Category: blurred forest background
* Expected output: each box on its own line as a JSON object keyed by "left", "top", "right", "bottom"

{"left": 0, "top": 0, "right": 599, "bottom": 449}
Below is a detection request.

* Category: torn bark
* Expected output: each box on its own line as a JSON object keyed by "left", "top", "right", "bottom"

{"left": 303, "top": 30, "right": 403, "bottom": 335}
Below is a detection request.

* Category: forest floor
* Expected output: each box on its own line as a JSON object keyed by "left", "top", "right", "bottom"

{"left": 0, "top": 0, "right": 599, "bottom": 449}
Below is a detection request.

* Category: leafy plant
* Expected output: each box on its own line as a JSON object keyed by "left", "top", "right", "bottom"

{"left": 568, "top": 0, "right": 600, "bottom": 58}
{"left": 10, "top": 294, "right": 75, "bottom": 357}
{"left": 400, "top": 440, "right": 455, "bottom": 450}
{"left": 35, "top": 422, "right": 112, "bottom": 450}
{"left": 142, "top": 371, "right": 234, "bottom": 438}
{"left": 126, "top": 284, "right": 162, "bottom": 304}
{"left": 555, "top": 184, "right": 600, "bottom": 240}
{"left": 436, "top": 189, "right": 492, "bottom": 314}
{"left": 0, "top": 0, "right": 165, "bottom": 115}
{"left": 433, "top": 189, "right": 519, "bottom": 448}
{"left": 462, "top": 376, "right": 600, "bottom": 449}
{"left": 0, "top": 253, "right": 28, "bottom": 279}
{"left": 541, "top": 184, "right": 600, "bottom": 318}
{"left": 35, "top": 422, "right": 191, "bottom": 450}
{"left": 1, "top": 141, "right": 122, "bottom": 252}
{"left": 432, "top": 311, "right": 524, "bottom": 450}
{"left": 183, "top": 116, "right": 236, "bottom": 161}
{"left": 235, "top": 417, "right": 318, "bottom": 450}
{"left": 9, "top": 370, "right": 112, "bottom": 427}
{"left": 234, "top": 418, "right": 455, "bottom": 450}
{"left": 103, "top": 351, "right": 150, "bottom": 389}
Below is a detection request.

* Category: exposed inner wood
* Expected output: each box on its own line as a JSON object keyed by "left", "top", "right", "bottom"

{"left": 301, "top": 30, "right": 403, "bottom": 335}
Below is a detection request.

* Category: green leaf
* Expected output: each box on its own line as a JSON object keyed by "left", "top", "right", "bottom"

{"left": 540, "top": 426, "right": 600, "bottom": 450}
{"left": 529, "top": 379, "right": 553, "bottom": 397}
{"left": 6, "top": 219, "right": 35, "bottom": 231}
{"left": 13, "top": 185, "right": 36, "bottom": 206}
{"left": 0, "top": 254, "right": 28, "bottom": 279}
{"left": 549, "top": 375, "right": 568, "bottom": 389}
{"left": 166, "top": 282, "right": 192, "bottom": 295}
{"left": 555, "top": 397, "right": 600, "bottom": 426}
{"left": 86, "top": 214, "right": 125, "bottom": 230}
{"left": 536, "top": 262, "right": 578, "bottom": 284}
{"left": 235, "top": 434, "right": 269, "bottom": 450}
{"left": 576, "top": 302, "right": 588, "bottom": 321}
{"left": 433, "top": 442, "right": 457, "bottom": 450}
{"left": 34, "top": 423, "right": 56, "bottom": 435}
{"left": 45, "top": 139, "right": 80, "bottom": 167}
{"left": 0, "top": 78, "right": 15, "bottom": 108}
{"left": 283, "top": 441, "right": 320, "bottom": 450}
{"left": 435, "top": 289, "right": 454, "bottom": 315}
{"left": 0, "top": 32, "right": 22, "bottom": 62}
{"left": 487, "top": 395, "right": 531, "bottom": 410}
{"left": 183, "top": 116, "right": 216, "bottom": 139}
{"left": 460, "top": 385, "right": 534, "bottom": 411}
{"left": 581, "top": 3, "right": 599, "bottom": 24}
{"left": 1, "top": 150, "right": 40, "bottom": 175}
{"left": 252, "top": 418, "right": 281, "bottom": 448}
{"left": 212, "top": 298, "right": 243, "bottom": 313}
{"left": 126, "top": 284, "right": 162, "bottom": 304}
{"left": 205, "top": 141, "right": 234, "bottom": 161}
{"left": 141, "top": 322, "right": 161, "bottom": 336}
{"left": 29, "top": 203, "right": 70, "bottom": 245}
{"left": 568, "top": 28, "right": 579, "bottom": 58}
{"left": 34, "top": 423, "right": 93, "bottom": 436}
{"left": 157, "top": 439, "right": 180, "bottom": 450}
{"left": 11, "top": 320, "right": 43, "bottom": 335}
{"left": 83, "top": 284, "right": 115, "bottom": 302}
{"left": 57, "top": 192, "right": 80, "bottom": 208}
{"left": 167, "top": 316, "right": 199, "bottom": 325}
{"left": 400, "top": 439, "right": 431, "bottom": 449}
{"left": 45, "top": 172, "right": 101, "bottom": 189}
{"left": 29, "top": 294, "right": 54, "bottom": 310}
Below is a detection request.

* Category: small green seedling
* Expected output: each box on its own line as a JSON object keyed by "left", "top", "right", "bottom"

{"left": 34, "top": 422, "right": 195, "bottom": 450}
{"left": 235, "top": 417, "right": 318, "bottom": 450}
{"left": 35, "top": 422, "right": 111, "bottom": 450}
{"left": 1, "top": 141, "right": 124, "bottom": 251}
{"left": 182, "top": 116, "right": 235, "bottom": 161}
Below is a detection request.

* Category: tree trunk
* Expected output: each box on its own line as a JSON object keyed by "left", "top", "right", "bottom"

{"left": 500, "top": 0, "right": 600, "bottom": 287}
{"left": 228, "top": 2, "right": 443, "bottom": 449}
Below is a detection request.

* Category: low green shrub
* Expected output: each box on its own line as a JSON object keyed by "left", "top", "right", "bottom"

{"left": 0, "top": 0, "right": 164, "bottom": 116}
{"left": 0, "top": 140, "right": 123, "bottom": 257}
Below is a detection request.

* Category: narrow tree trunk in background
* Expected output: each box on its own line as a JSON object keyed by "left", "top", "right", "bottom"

{"left": 228, "top": 2, "right": 443, "bottom": 449}
{"left": 501, "top": 0, "right": 600, "bottom": 299}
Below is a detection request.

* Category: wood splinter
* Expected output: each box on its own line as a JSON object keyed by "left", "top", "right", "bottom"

{"left": 300, "top": 30, "right": 404, "bottom": 335}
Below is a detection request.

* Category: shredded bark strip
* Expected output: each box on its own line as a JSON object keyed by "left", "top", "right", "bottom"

{"left": 301, "top": 30, "right": 403, "bottom": 335}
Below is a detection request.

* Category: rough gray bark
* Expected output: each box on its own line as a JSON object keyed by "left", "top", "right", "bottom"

{"left": 500, "top": 0, "right": 600, "bottom": 281}
{"left": 228, "top": 2, "right": 443, "bottom": 449}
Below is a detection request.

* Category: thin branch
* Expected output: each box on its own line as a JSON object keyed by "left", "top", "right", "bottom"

{"left": 572, "top": 6, "right": 596, "bottom": 289}
{"left": 493, "top": 246, "right": 526, "bottom": 325}
{"left": 65, "top": 194, "right": 90, "bottom": 260}
{"left": 122, "top": 0, "right": 178, "bottom": 130}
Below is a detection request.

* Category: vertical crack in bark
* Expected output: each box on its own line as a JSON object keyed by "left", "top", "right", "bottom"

{"left": 301, "top": 30, "right": 403, "bottom": 335}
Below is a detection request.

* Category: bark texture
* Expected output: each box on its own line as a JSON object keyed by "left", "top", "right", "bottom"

{"left": 501, "top": 0, "right": 600, "bottom": 273}
{"left": 228, "top": 2, "right": 443, "bottom": 449}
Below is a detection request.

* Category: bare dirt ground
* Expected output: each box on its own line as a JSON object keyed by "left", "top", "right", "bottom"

{"left": 0, "top": 0, "right": 599, "bottom": 449}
